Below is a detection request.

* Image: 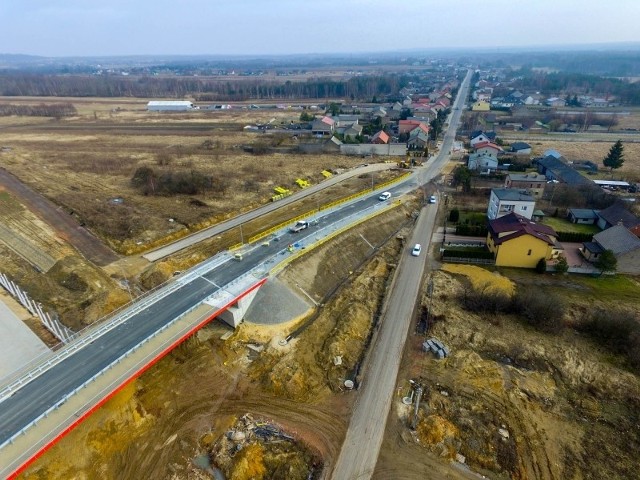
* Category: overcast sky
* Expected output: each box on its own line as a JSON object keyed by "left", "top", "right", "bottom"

{"left": 1, "top": 0, "right": 639, "bottom": 57}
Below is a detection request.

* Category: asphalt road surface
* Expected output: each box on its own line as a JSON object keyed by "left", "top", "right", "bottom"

{"left": 330, "top": 69, "right": 472, "bottom": 480}
{"left": 0, "top": 175, "right": 418, "bottom": 450}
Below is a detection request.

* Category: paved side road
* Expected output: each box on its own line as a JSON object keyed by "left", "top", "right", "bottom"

{"left": 143, "top": 163, "right": 392, "bottom": 261}
{"left": 330, "top": 203, "right": 437, "bottom": 479}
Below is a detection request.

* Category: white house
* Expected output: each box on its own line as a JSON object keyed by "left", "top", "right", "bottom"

{"left": 487, "top": 188, "right": 536, "bottom": 220}
{"left": 468, "top": 141, "right": 503, "bottom": 172}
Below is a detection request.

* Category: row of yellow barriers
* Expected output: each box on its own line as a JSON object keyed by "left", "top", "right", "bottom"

{"left": 246, "top": 171, "right": 412, "bottom": 245}
{"left": 270, "top": 199, "right": 402, "bottom": 275}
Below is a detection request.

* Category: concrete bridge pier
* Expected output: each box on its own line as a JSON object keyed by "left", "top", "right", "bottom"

{"left": 204, "top": 283, "right": 262, "bottom": 328}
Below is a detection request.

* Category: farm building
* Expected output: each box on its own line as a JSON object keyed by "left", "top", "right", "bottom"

{"left": 147, "top": 101, "right": 195, "bottom": 111}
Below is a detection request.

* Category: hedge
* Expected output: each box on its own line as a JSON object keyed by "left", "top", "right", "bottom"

{"left": 456, "top": 224, "right": 489, "bottom": 236}
{"left": 556, "top": 231, "right": 593, "bottom": 242}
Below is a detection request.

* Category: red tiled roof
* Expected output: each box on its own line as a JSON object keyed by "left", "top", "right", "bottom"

{"left": 473, "top": 141, "right": 502, "bottom": 152}
{"left": 321, "top": 116, "right": 335, "bottom": 125}
{"left": 371, "top": 130, "right": 389, "bottom": 144}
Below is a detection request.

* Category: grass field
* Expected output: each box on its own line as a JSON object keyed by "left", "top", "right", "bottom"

{"left": 542, "top": 216, "right": 600, "bottom": 234}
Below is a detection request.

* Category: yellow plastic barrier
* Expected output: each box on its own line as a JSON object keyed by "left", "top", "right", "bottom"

{"left": 271, "top": 200, "right": 402, "bottom": 275}
{"left": 251, "top": 171, "right": 412, "bottom": 244}
{"left": 229, "top": 242, "right": 244, "bottom": 251}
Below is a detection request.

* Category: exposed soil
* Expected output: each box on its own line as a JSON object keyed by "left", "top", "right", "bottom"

{"left": 375, "top": 265, "right": 640, "bottom": 480}
{"left": 18, "top": 203, "right": 413, "bottom": 480}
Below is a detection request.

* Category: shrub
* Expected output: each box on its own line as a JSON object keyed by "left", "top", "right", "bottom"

{"left": 449, "top": 208, "right": 460, "bottom": 223}
{"left": 535, "top": 258, "right": 547, "bottom": 274}
{"left": 511, "top": 289, "right": 565, "bottom": 333}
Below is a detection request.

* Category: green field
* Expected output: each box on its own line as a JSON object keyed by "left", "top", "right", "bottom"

{"left": 542, "top": 216, "right": 599, "bottom": 234}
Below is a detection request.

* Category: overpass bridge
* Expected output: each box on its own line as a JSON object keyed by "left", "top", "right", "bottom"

{"left": 0, "top": 178, "right": 410, "bottom": 479}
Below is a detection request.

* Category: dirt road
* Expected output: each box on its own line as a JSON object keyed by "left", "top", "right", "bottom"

{"left": 0, "top": 168, "right": 119, "bottom": 266}
{"left": 330, "top": 203, "right": 438, "bottom": 479}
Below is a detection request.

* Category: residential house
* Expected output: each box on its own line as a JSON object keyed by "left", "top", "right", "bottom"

{"left": 581, "top": 225, "right": 640, "bottom": 274}
{"left": 596, "top": 201, "right": 640, "bottom": 231}
{"left": 407, "top": 129, "right": 429, "bottom": 149}
{"left": 370, "top": 106, "right": 387, "bottom": 118}
{"left": 343, "top": 123, "right": 363, "bottom": 141}
{"left": 469, "top": 130, "right": 497, "bottom": 147}
{"left": 471, "top": 100, "right": 491, "bottom": 111}
{"left": 371, "top": 130, "right": 390, "bottom": 144}
{"left": 504, "top": 173, "right": 546, "bottom": 197}
{"left": 311, "top": 116, "right": 335, "bottom": 136}
{"left": 398, "top": 120, "right": 429, "bottom": 135}
{"left": 510, "top": 142, "right": 532, "bottom": 155}
{"left": 468, "top": 141, "right": 503, "bottom": 172}
{"left": 390, "top": 102, "right": 404, "bottom": 112}
{"left": 333, "top": 115, "right": 359, "bottom": 128}
{"left": 487, "top": 212, "right": 561, "bottom": 268}
{"left": 567, "top": 208, "right": 599, "bottom": 225}
{"left": 487, "top": 188, "right": 536, "bottom": 220}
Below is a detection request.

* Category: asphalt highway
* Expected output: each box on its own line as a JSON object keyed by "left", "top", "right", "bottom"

{"left": 330, "top": 69, "right": 473, "bottom": 480}
{"left": 0, "top": 175, "right": 413, "bottom": 449}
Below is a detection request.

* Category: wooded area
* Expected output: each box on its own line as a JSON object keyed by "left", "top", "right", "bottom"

{"left": 0, "top": 74, "right": 409, "bottom": 101}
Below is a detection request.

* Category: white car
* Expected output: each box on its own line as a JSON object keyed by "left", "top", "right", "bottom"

{"left": 411, "top": 244, "right": 422, "bottom": 257}
{"left": 378, "top": 191, "right": 391, "bottom": 201}
{"left": 429, "top": 195, "right": 437, "bottom": 204}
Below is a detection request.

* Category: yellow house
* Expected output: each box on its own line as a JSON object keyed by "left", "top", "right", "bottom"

{"left": 487, "top": 212, "right": 562, "bottom": 268}
{"left": 471, "top": 100, "right": 490, "bottom": 112}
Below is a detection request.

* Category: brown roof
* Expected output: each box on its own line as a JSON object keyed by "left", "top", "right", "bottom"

{"left": 489, "top": 212, "right": 557, "bottom": 246}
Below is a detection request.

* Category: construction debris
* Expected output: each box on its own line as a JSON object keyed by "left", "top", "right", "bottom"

{"left": 422, "top": 337, "right": 450, "bottom": 359}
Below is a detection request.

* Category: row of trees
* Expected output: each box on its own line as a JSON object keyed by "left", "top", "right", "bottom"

{"left": 0, "top": 102, "right": 76, "bottom": 117}
{"left": 509, "top": 69, "right": 640, "bottom": 105}
{"left": 0, "top": 74, "right": 410, "bottom": 101}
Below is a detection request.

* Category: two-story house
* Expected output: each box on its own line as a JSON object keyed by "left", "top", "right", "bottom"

{"left": 487, "top": 188, "right": 536, "bottom": 220}
{"left": 487, "top": 212, "right": 561, "bottom": 268}
{"left": 468, "top": 141, "right": 503, "bottom": 172}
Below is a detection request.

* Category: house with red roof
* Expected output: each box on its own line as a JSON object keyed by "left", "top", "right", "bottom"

{"left": 487, "top": 212, "right": 562, "bottom": 268}
{"left": 311, "top": 116, "right": 335, "bottom": 136}
{"left": 468, "top": 141, "right": 504, "bottom": 172}
{"left": 371, "top": 130, "right": 390, "bottom": 144}
{"left": 398, "top": 120, "right": 429, "bottom": 135}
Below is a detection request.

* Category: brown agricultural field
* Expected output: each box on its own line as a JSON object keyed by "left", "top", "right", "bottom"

{"left": 0, "top": 98, "right": 371, "bottom": 254}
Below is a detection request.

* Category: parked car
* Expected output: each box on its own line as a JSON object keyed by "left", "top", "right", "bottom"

{"left": 378, "top": 191, "right": 392, "bottom": 201}
{"left": 411, "top": 244, "right": 422, "bottom": 256}
{"left": 289, "top": 220, "right": 309, "bottom": 233}
{"left": 429, "top": 195, "right": 437, "bottom": 204}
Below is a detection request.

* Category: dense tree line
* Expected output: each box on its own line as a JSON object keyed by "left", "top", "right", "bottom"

{"left": 0, "top": 73, "right": 410, "bottom": 101}
{"left": 0, "top": 102, "right": 76, "bottom": 117}
{"left": 509, "top": 69, "right": 640, "bottom": 105}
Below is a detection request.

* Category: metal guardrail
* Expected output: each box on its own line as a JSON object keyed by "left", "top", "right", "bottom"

{"left": 0, "top": 251, "right": 233, "bottom": 400}
{"left": 0, "top": 269, "right": 266, "bottom": 451}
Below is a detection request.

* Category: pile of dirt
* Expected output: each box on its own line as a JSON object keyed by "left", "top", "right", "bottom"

{"left": 205, "top": 414, "right": 321, "bottom": 480}
{"left": 391, "top": 268, "right": 640, "bottom": 480}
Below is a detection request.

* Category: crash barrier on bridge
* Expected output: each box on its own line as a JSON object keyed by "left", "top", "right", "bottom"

{"left": 0, "top": 274, "right": 268, "bottom": 474}
{"left": 0, "top": 272, "right": 73, "bottom": 343}
{"left": 248, "top": 171, "right": 412, "bottom": 245}
{"left": 0, "top": 251, "right": 235, "bottom": 404}
{"left": 0, "top": 270, "right": 267, "bottom": 458}
{"left": 270, "top": 199, "right": 403, "bottom": 276}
